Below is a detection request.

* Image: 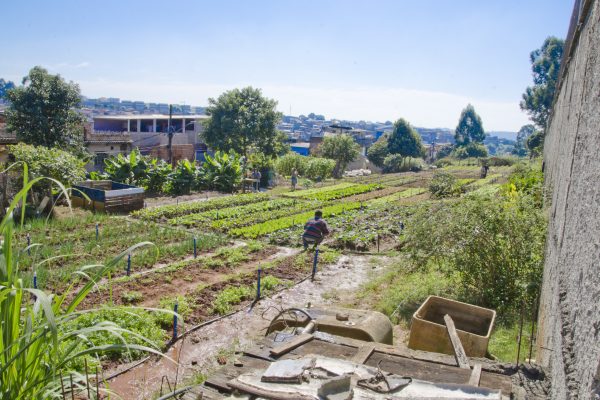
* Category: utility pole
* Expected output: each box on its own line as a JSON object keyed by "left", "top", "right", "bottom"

{"left": 167, "top": 104, "right": 174, "bottom": 166}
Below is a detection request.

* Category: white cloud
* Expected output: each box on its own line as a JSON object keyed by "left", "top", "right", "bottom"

{"left": 78, "top": 79, "right": 529, "bottom": 131}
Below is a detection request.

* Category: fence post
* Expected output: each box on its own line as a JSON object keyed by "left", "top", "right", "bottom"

{"left": 33, "top": 271, "right": 37, "bottom": 289}
{"left": 172, "top": 300, "right": 179, "bottom": 341}
{"left": 256, "top": 267, "right": 262, "bottom": 301}
{"left": 193, "top": 237, "right": 197, "bottom": 259}
{"left": 27, "top": 233, "right": 31, "bottom": 256}
{"left": 95, "top": 223, "right": 99, "bottom": 241}
{"left": 312, "top": 246, "right": 319, "bottom": 281}
{"left": 126, "top": 253, "right": 131, "bottom": 276}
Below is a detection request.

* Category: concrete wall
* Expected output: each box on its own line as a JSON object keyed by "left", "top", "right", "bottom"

{"left": 537, "top": 0, "right": 600, "bottom": 398}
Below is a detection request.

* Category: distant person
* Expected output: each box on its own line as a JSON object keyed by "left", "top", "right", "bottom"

{"left": 291, "top": 169, "right": 298, "bottom": 191}
{"left": 302, "top": 210, "right": 329, "bottom": 250}
{"left": 251, "top": 169, "right": 262, "bottom": 192}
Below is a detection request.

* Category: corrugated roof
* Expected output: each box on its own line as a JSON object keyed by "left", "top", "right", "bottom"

{"left": 93, "top": 114, "right": 208, "bottom": 121}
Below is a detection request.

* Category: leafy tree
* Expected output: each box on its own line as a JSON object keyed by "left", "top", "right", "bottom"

{"left": 143, "top": 158, "right": 172, "bottom": 194}
{"left": 203, "top": 87, "right": 282, "bottom": 158}
{"left": 520, "top": 37, "right": 564, "bottom": 131}
{"left": 387, "top": 119, "right": 425, "bottom": 158}
{"left": 316, "top": 134, "right": 360, "bottom": 178}
{"left": 102, "top": 148, "right": 149, "bottom": 185}
{"left": 367, "top": 136, "right": 389, "bottom": 168}
{"left": 167, "top": 159, "right": 196, "bottom": 195}
{"left": 0, "top": 78, "right": 15, "bottom": 99}
{"left": 512, "top": 124, "right": 535, "bottom": 157}
{"left": 274, "top": 153, "right": 334, "bottom": 180}
{"left": 5, "top": 67, "right": 85, "bottom": 152}
{"left": 455, "top": 104, "right": 485, "bottom": 146}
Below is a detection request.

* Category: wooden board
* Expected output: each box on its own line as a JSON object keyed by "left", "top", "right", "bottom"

{"left": 444, "top": 314, "right": 471, "bottom": 369}
{"left": 352, "top": 343, "right": 375, "bottom": 364}
{"left": 269, "top": 334, "right": 314, "bottom": 357}
{"left": 469, "top": 364, "right": 482, "bottom": 387}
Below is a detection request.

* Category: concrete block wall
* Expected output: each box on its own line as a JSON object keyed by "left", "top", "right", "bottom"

{"left": 537, "top": 0, "right": 600, "bottom": 398}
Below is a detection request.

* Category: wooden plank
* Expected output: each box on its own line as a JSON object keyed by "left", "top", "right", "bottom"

{"left": 366, "top": 352, "right": 512, "bottom": 395}
{"left": 269, "top": 334, "right": 313, "bottom": 357}
{"left": 469, "top": 364, "right": 482, "bottom": 387}
{"left": 352, "top": 343, "right": 375, "bottom": 364}
{"left": 444, "top": 314, "right": 470, "bottom": 369}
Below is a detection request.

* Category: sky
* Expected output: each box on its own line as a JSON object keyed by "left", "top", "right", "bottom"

{"left": 0, "top": 0, "right": 572, "bottom": 132}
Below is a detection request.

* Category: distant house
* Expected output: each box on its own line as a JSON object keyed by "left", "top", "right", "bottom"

{"left": 89, "top": 114, "right": 209, "bottom": 170}
{"left": 290, "top": 142, "right": 311, "bottom": 156}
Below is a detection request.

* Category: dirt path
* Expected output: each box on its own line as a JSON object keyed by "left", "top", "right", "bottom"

{"left": 106, "top": 253, "right": 387, "bottom": 399}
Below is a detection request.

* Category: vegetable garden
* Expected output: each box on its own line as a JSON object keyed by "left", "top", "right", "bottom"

{"left": 5, "top": 164, "right": 512, "bottom": 396}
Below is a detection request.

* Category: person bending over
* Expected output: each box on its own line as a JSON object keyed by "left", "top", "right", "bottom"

{"left": 302, "top": 210, "right": 329, "bottom": 250}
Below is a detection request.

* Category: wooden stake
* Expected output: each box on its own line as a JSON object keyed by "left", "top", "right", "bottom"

{"left": 85, "top": 358, "right": 90, "bottom": 398}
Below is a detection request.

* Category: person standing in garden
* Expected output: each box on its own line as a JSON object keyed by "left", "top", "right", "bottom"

{"left": 302, "top": 210, "right": 329, "bottom": 250}
{"left": 291, "top": 168, "right": 298, "bottom": 191}
{"left": 251, "top": 169, "right": 261, "bottom": 192}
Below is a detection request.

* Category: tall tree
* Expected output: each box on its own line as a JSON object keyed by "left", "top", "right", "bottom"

{"left": 387, "top": 118, "right": 425, "bottom": 158}
{"left": 455, "top": 104, "right": 485, "bottom": 146}
{"left": 6, "top": 67, "right": 84, "bottom": 152}
{"left": 512, "top": 124, "right": 536, "bottom": 157}
{"left": 367, "top": 135, "right": 389, "bottom": 168}
{"left": 202, "top": 87, "right": 282, "bottom": 158}
{"left": 0, "top": 78, "right": 16, "bottom": 99}
{"left": 520, "top": 37, "right": 564, "bottom": 131}
{"left": 317, "top": 134, "right": 360, "bottom": 178}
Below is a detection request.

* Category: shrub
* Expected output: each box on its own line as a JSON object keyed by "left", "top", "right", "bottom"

{"left": 200, "top": 150, "right": 243, "bottom": 193}
{"left": 486, "top": 156, "right": 518, "bottom": 167}
{"left": 102, "top": 148, "right": 149, "bottom": 185}
{"left": 452, "top": 142, "right": 488, "bottom": 159}
{"left": 8, "top": 143, "right": 87, "bottom": 196}
{"left": 406, "top": 192, "right": 547, "bottom": 318}
{"left": 275, "top": 153, "right": 335, "bottom": 181}
{"left": 429, "top": 171, "right": 463, "bottom": 198}
{"left": 167, "top": 159, "right": 196, "bottom": 195}
{"left": 143, "top": 158, "right": 172, "bottom": 193}
{"left": 382, "top": 154, "right": 424, "bottom": 173}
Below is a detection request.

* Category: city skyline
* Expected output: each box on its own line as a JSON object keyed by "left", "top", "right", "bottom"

{"left": 1, "top": 0, "right": 571, "bottom": 131}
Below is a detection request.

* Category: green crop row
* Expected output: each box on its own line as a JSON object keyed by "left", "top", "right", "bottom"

{"left": 282, "top": 182, "right": 356, "bottom": 198}
{"left": 367, "top": 188, "right": 427, "bottom": 206}
{"left": 132, "top": 193, "right": 270, "bottom": 221}
{"left": 288, "top": 184, "right": 382, "bottom": 201}
{"left": 230, "top": 201, "right": 362, "bottom": 238}
{"left": 169, "top": 198, "right": 298, "bottom": 227}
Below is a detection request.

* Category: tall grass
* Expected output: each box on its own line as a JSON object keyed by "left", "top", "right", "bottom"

{"left": 0, "top": 168, "right": 166, "bottom": 399}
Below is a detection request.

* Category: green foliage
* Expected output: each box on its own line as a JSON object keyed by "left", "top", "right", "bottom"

{"left": 512, "top": 125, "right": 535, "bottom": 157}
{"left": 406, "top": 191, "right": 547, "bottom": 317}
{"left": 275, "top": 153, "right": 335, "bottom": 180}
{"left": 502, "top": 162, "right": 544, "bottom": 206}
{"left": 212, "top": 285, "right": 253, "bottom": 315}
{"left": 316, "top": 134, "right": 360, "bottom": 178}
{"left": 203, "top": 87, "right": 283, "bottom": 157}
{"left": 0, "top": 174, "right": 162, "bottom": 399}
{"left": 133, "top": 192, "right": 269, "bottom": 221}
{"left": 455, "top": 104, "right": 485, "bottom": 146}
{"left": 429, "top": 171, "right": 463, "bottom": 198}
{"left": 382, "top": 154, "right": 424, "bottom": 173}
{"left": 486, "top": 156, "right": 518, "bottom": 167}
{"left": 102, "top": 148, "right": 149, "bottom": 185}
{"left": 387, "top": 119, "right": 425, "bottom": 158}
{"left": 200, "top": 150, "right": 243, "bottom": 192}
{"left": 489, "top": 321, "right": 535, "bottom": 362}
{"left": 121, "top": 291, "right": 144, "bottom": 304}
{"left": 143, "top": 158, "right": 172, "bottom": 193}
{"left": 168, "top": 159, "right": 196, "bottom": 195}
{"left": 155, "top": 295, "right": 194, "bottom": 328}
{"left": 452, "top": 142, "right": 488, "bottom": 159}
{"left": 367, "top": 136, "right": 389, "bottom": 168}
{"left": 8, "top": 143, "right": 87, "bottom": 194}
{"left": 520, "top": 36, "right": 564, "bottom": 131}
{"left": 5, "top": 66, "right": 85, "bottom": 153}
{"left": 284, "top": 183, "right": 381, "bottom": 202}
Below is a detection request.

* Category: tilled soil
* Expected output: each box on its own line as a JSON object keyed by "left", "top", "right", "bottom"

{"left": 106, "top": 253, "right": 386, "bottom": 399}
